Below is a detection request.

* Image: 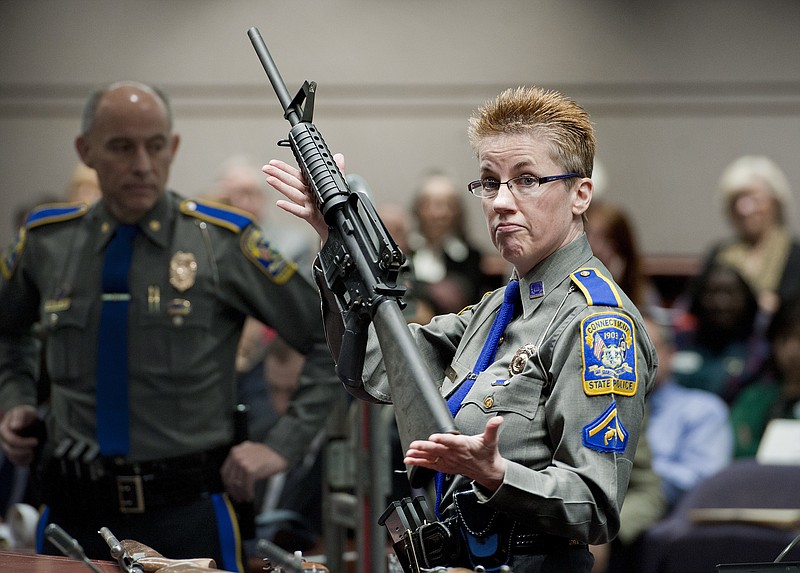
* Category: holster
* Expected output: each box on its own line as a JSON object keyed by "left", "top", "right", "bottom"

{"left": 381, "top": 492, "right": 514, "bottom": 573}
{"left": 450, "top": 490, "right": 514, "bottom": 571}
{"left": 391, "top": 519, "right": 460, "bottom": 573}
{"left": 380, "top": 496, "right": 456, "bottom": 573}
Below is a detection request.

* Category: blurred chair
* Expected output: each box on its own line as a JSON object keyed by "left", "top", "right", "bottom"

{"left": 639, "top": 459, "right": 800, "bottom": 572}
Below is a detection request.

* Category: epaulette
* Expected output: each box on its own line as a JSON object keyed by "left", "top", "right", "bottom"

{"left": 3, "top": 202, "right": 89, "bottom": 280}
{"left": 570, "top": 267, "right": 622, "bottom": 308}
{"left": 180, "top": 198, "right": 255, "bottom": 233}
{"left": 24, "top": 202, "right": 90, "bottom": 230}
{"left": 457, "top": 289, "right": 494, "bottom": 315}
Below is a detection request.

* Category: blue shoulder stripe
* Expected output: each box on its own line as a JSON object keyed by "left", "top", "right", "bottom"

{"left": 570, "top": 267, "right": 622, "bottom": 307}
{"left": 25, "top": 203, "right": 89, "bottom": 229}
{"left": 180, "top": 199, "right": 254, "bottom": 233}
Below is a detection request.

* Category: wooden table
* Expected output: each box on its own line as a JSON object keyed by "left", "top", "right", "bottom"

{"left": 0, "top": 550, "right": 119, "bottom": 573}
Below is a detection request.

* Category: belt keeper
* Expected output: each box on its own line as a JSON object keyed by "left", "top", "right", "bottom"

{"left": 117, "top": 475, "right": 145, "bottom": 514}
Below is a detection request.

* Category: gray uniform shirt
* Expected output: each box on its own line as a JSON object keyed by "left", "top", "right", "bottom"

{"left": 343, "top": 235, "right": 657, "bottom": 544}
{"left": 0, "top": 191, "right": 339, "bottom": 465}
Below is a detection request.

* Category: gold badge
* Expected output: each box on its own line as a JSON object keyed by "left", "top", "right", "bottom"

{"left": 509, "top": 344, "right": 537, "bottom": 376}
{"left": 169, "top": 251, "right": 197, "bottom": 292}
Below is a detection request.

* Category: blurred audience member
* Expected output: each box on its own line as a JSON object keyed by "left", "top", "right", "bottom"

{"left": 378, "top": 202, "right": 411, "bottom": 254}
{"left": 11, "top": 165, "right": 100, "bottom": 236}
{"left": 208, "top": 157, "right": 310, "bottom": 417}
{"left": 703, "top": 155, "right": 799, "bottom": 315}
{"left": 65, "top": 162, "right": 101, "bottom": 204}
{"left": 408, "top": 171, "right": 501, "bottom": 314}
{"left": 671, "top": 263, "right": 768, "bottom": 403}
{"left": 208, "top": 156, "right": 323, "bottom": 549}
{"left": 585, "top": 200, "right": 661, "bottom": 308}
{"left": 210, "top": 155, "right": 316, "bottom": 276}
{"left": 730, "top": 295, "right": 800, "bottom": 457}
{"left": 646, "top": 312, "right": 733, "bottom": 509}
{"left": 377, "top": 201, "right": 433, "bottom": 325}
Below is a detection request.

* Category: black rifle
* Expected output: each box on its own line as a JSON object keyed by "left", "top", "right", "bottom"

{"left": 247, "top": 26, "right": 456, "bottom": 487}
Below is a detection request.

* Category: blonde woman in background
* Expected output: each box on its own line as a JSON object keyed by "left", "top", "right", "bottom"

{"left": 703, "top": 155, "right": 800, "bottom": 315}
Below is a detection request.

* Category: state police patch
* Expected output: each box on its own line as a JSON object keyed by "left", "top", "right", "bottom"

{"left": 1, "top": 227, "right": 26, "bottom": 280}
{"left": 583, "top": 400, "right": 628, "bottom": 453}
{"left": 581, "top": 311, "right": 637, "bottom": 396}
{"left": 241, "top": 227, "right": 296, "bottom": 285}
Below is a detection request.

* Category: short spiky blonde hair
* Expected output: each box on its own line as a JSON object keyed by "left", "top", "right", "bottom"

{"left": 467, "top": 86, "right": 595, "bottom": 178}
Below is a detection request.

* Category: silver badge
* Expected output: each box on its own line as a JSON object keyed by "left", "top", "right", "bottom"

{"left": 169, "top": 251, "right": 197, "bottom": 292}
{"left": 509, "top": 343, "right": 537, "bottom": 376}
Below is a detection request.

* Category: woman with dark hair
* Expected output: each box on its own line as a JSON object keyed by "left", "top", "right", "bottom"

{"left": 408, "top": 171, "right": 502, "bottom": 314}
{"left": 585, "top": 200, "right": 659, "bottom": 308}
{"left": 730, "top": 295, "right": 800, "bottom": 457}
{"left": 671, "top": 263, "right": 768, "bottom": 403}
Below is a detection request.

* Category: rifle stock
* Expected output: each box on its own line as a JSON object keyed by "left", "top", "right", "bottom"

{"left": 247, "top": 26, "right": 456, "bottom": 487}
{"left": 99, "top": 528, "right": 217, "bottom": 572}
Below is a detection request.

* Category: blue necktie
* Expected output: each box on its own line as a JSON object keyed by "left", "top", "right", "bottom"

{"left": 434, "top": 279, "right": 520, "bottom": 515}
{"left": 96, "top": 224, "right": 138, "bottom": 456}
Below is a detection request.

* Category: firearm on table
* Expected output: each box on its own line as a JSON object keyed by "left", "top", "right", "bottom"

{"left": 44, "top": 523, "right": 105, "bottom": 573}
{"left": 99, "top": 527, "right": 217, "bottom": 573}
{"left": 247, "top": 26, "right": 456, "bottom": 488}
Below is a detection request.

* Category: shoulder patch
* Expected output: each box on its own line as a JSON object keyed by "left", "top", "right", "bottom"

{"left": 180, "top": 198, "right": 255, "bottom": 233}
{"left": 241, "top": 226, "right": 297, "bottom": 285}
{"left": 581, "top": 311, "right": 638, "bottom": 396}
{"left": 571, "top": 267, "right": 622, "bottom": 307}
{"left": 1, "top": 227, "right": 26, "bottom": 280}
{"left": 25, "top": 202, "right": 89, "bottom": 230}
{"left": 583, "top": 400, "right": 628, "bottom": 453}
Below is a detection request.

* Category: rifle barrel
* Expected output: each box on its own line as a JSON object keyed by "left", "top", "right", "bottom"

{"left": 247, "top": 27, "right": 300, "bottom": 126}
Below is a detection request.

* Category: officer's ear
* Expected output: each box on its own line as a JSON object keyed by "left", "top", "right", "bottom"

{"left": 572, "top": 177, "right": 593, "bottom": 218}
{"left": 75, "top": 135, "right": 93, "bottom": 168}
{"left": 168, "top": 133, "right": 181, "bottom": 158}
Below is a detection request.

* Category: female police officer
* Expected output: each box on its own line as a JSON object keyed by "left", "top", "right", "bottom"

{"left": 264, "top": 86, "right": 657, "bottom": 573}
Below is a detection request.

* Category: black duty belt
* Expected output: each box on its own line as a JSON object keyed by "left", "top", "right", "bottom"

{"left": 43, "top": 442, "right": 230, "bottom": 515}
{"left": 511, "top": 530, "right": 587, "bottom": 553}
{"left": 380, "top": 495, "right": 587, "bottom": 573}
{"left": 390, "top": 514, "right": 586, "bottom": 572}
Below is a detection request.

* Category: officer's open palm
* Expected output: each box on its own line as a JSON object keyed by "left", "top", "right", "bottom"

{"left": 404, "top": 415, "right": 507, "bottom": 494}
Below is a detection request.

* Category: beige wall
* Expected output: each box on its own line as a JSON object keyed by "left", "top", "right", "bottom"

{"left": 2, "top": 0, "right": 799, "bottom": 258}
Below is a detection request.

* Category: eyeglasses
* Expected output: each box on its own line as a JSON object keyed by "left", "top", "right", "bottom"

{"left": 467, "top": 173, "right": 580, "bottom": 198}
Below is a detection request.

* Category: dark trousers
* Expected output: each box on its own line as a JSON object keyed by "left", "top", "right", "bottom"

{"left": 507, "top": 545, "right": 595, "bottom": 573}
{"left": 36, "top": 493, "right": 245, "bottom": 573}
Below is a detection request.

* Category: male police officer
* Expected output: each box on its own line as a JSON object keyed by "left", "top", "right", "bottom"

{"left": 0, "top": 81, "right": 339, "bottom": 571}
